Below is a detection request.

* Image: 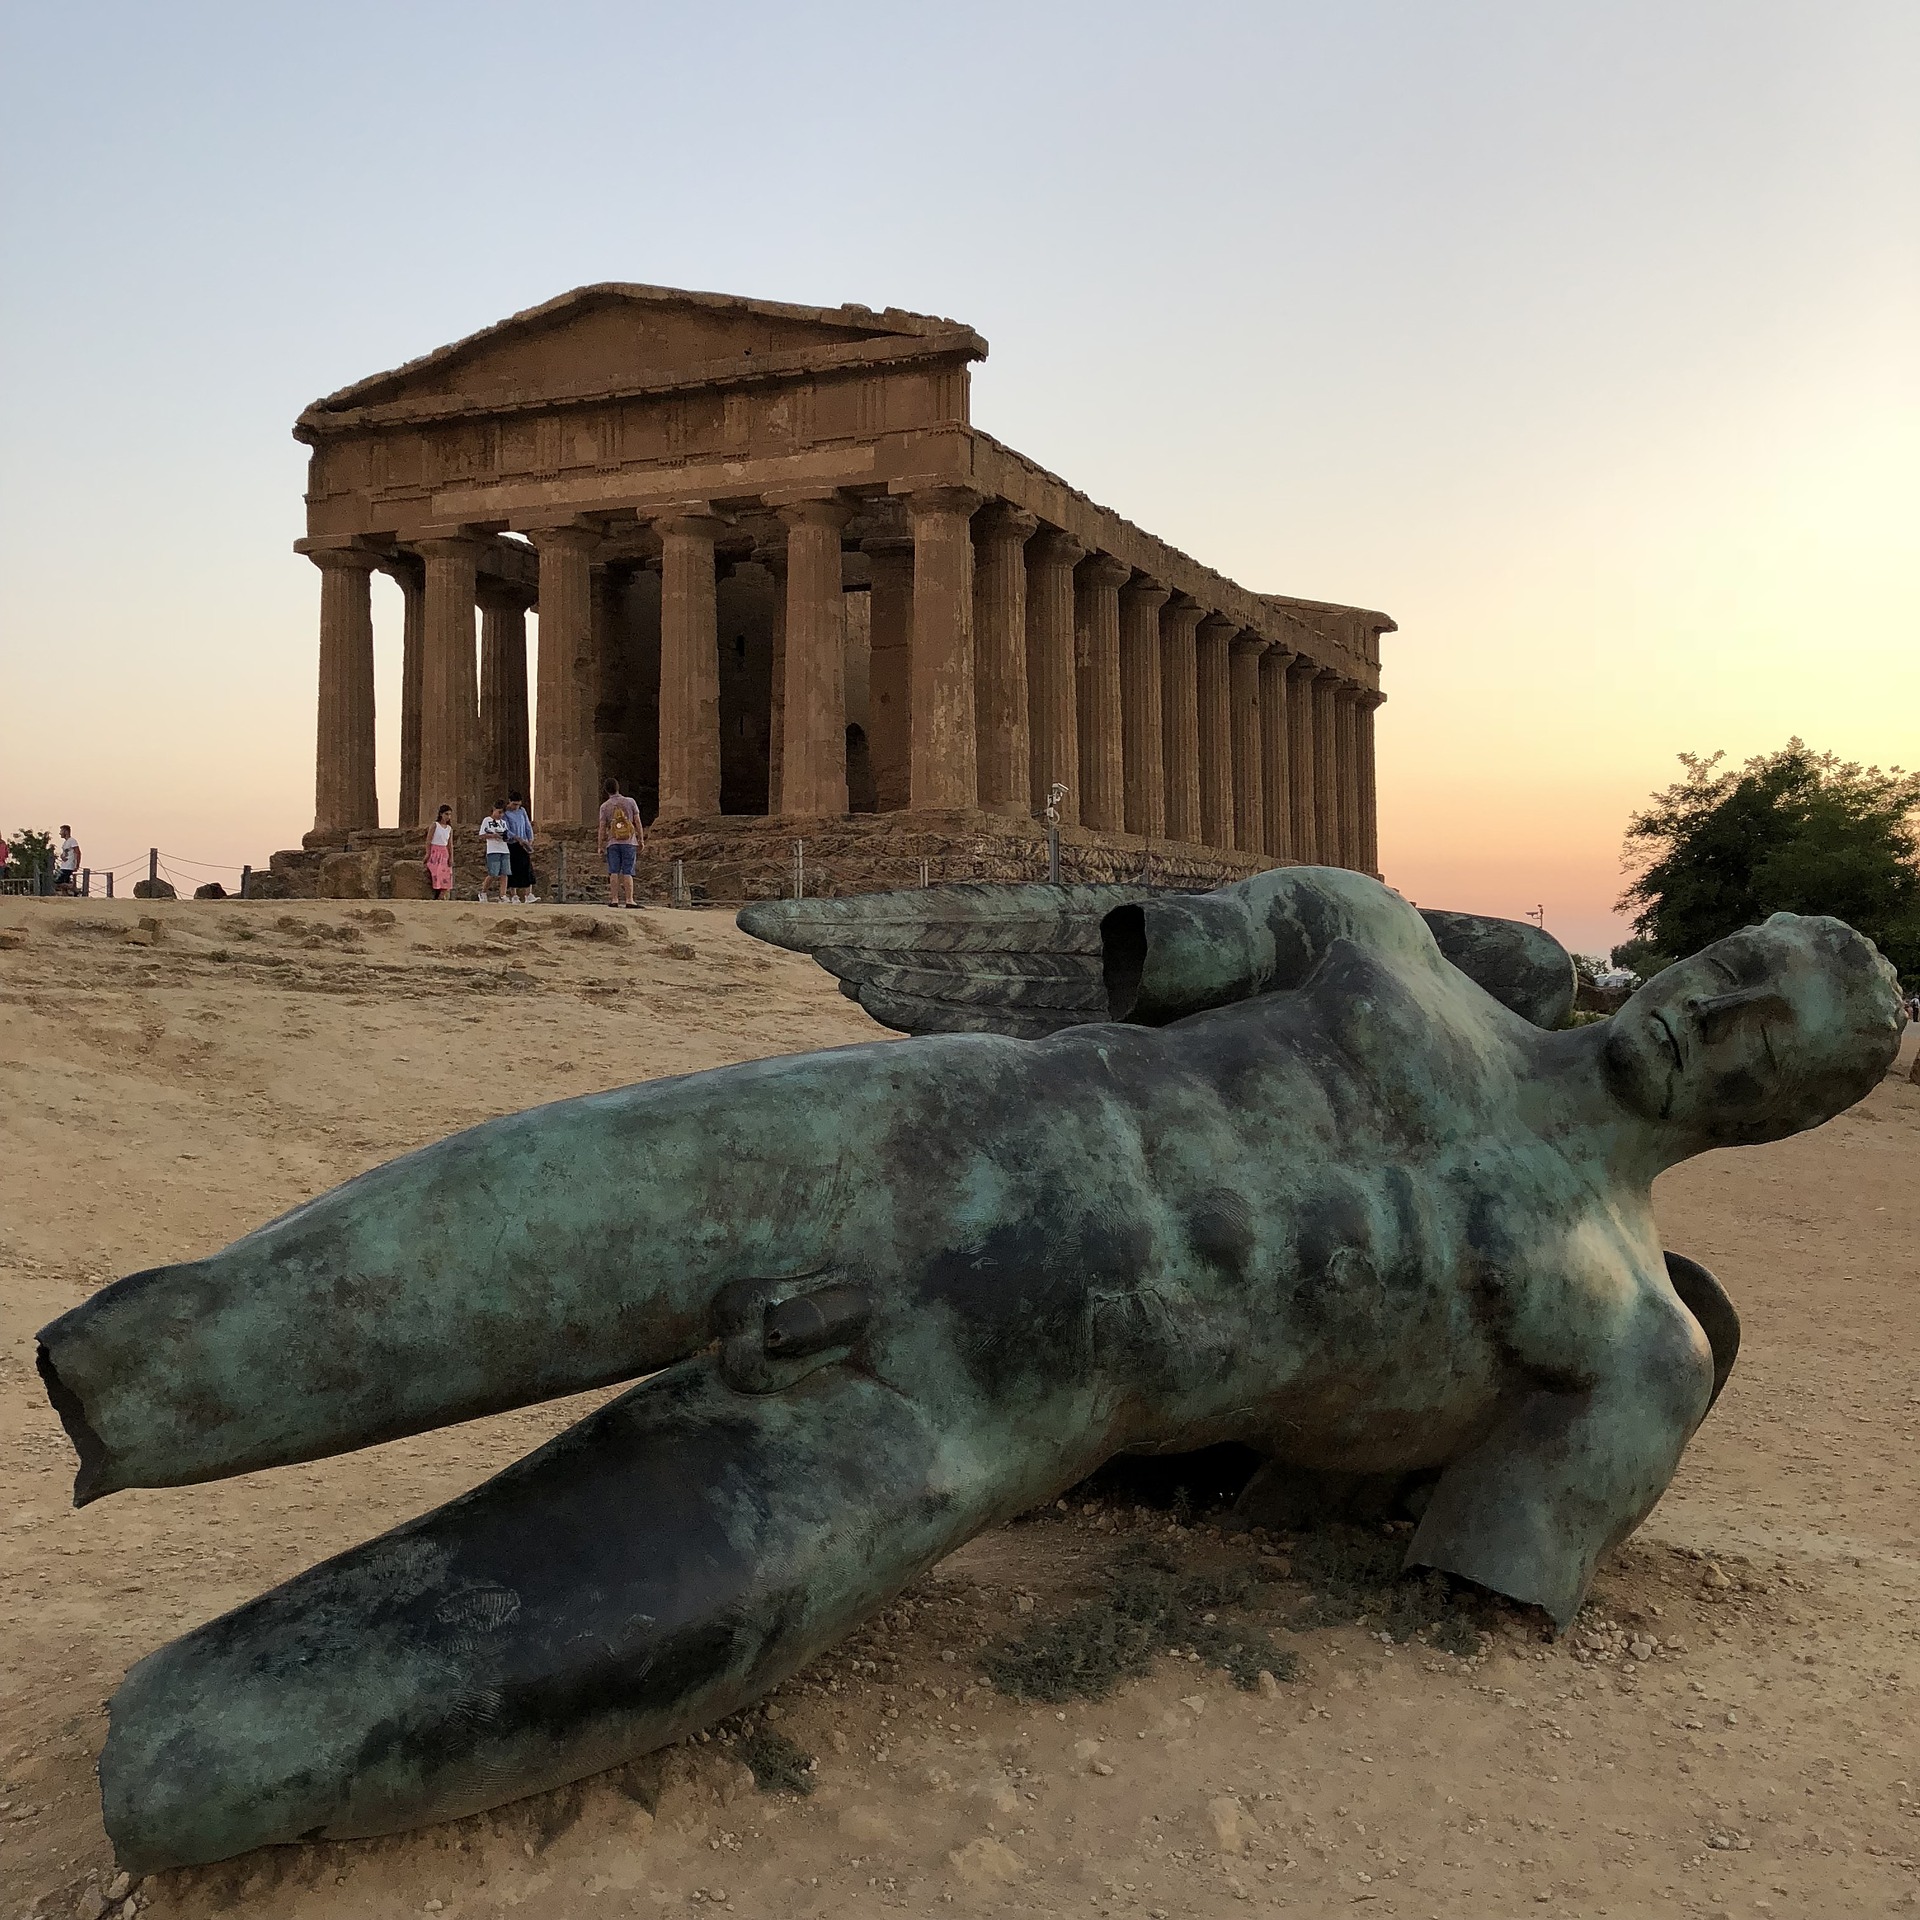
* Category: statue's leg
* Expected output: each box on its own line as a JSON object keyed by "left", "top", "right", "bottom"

{"left": 99, "top": 1356, "right": 1032, "bottom": 1873}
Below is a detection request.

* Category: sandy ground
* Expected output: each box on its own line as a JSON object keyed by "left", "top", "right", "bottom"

{"left": 1, "top": 895, "right": 1916, "bottom": 1920}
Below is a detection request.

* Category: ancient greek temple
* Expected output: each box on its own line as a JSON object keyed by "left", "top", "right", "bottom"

{"left": 290, "top": 284, "right": 1393, "bottom": 894}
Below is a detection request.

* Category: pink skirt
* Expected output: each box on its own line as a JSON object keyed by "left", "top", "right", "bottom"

{"left": 426, "top": 845, "right": 453, "bottom": 891}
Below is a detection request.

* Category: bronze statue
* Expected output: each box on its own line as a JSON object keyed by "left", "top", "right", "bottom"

{"left": 35, "top": 868, "right": 1901, "bottom": 1870}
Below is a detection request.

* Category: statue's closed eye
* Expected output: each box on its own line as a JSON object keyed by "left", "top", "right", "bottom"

{"left": 1694, "top": 988, "right": 1790, "bottom": 1045}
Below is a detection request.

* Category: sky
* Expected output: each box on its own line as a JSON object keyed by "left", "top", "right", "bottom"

{"left": 2, "top": 1, "right": 1915, "bottom": 954}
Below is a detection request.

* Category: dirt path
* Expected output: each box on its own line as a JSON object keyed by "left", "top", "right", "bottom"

{"left": 2, "top": 897, "right": 1916, "bottom": 1920}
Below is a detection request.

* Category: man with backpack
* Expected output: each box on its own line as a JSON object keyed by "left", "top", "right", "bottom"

{"left": 596, "top": 778, "right": 643, "bottom": 909}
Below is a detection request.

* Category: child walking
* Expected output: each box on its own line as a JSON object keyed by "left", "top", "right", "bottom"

{"left": 426, "top": 805, "right": 455, "bottom": 899}
{"left": 477, "top": 801, "right": 511, "bottom": 902}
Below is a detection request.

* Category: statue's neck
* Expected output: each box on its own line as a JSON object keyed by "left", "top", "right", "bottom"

{"left": 1528, "top": 1024, "right": 1691, "bottom": 1186}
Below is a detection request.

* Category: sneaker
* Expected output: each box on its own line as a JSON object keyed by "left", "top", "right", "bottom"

{"left": 476, "top": 890, "right": 486, "bottom": 901}
{"left": 525, "top": 894, "right": 540, "bottom": 904}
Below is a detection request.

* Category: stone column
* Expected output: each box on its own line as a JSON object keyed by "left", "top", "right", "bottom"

{"left": 1285, "top": 657, "right": 1319, "bottom": 862}
{"left": 1258, "top": 645, "right": 1293, "bottom": 860}
{"left": 379, "top": 556, "right": 426, "bottom": 829}
{"left": 1337, "top": 685, "right": 1364, "bottom": 870}
{"left": 1195, "top": 614, "right": 1236, "bottom": 848}
{"left": 1229, "top": 632, "right": 1267, "bottom": 856}
{"left": 1357, "top": 690, "right": 1383, "bottom": 875}
{"left": 310, "top": 548, "right": 380, "bottom": 838}
{"left": 1159, "top": 598, "right": 1204, "bottom": 843}
{"left": 775, "top": 494, "right": 853, "bottom": 817}
{"left": 746, "top": 545, "right": 786, "bottom": 813}
{"left": 1119, "top": 577, "right": 1170, "bottom": 839}
{"left": 654, "top": 507, "right": 725, "bottom": 820}
{"left": 971, "top": 503, "right": 1037, "bottom": 817}
{"left": 478, "top": 581, "right": 532, "bottom": 809}
{"left": 862, "top": 537, "right": 913, "bottom": 812}
{"left": 907, "top": 486, "right": 984, "bottom": 811}
{"left": 1024, "top": 527, "right": 1084, "bottom": 822}
{"left": 1312, "top": 669, "right": 1344, "bottom": 870}
{"left": 530, "top": 526, "right": 597, "bottom": 829}
{"left": 416, "top": 536, "right": 483, "bottom": 826}
{"left": 1073, "top": 553, "right": 1129, "bottom": 833}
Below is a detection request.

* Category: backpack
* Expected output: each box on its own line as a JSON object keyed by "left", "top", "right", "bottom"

{"left": 610, "top": 805, "right": 632, "bottom": 839}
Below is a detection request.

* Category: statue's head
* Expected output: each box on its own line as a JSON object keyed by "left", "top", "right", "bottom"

{"left": 1604, "top": 913, "right": 1904, "bottom": 1149}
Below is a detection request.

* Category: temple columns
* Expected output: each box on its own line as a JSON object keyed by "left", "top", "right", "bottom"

{"left": 1025, "top": 528, "right": 1084, "bottom": 822}
{"left": 478, "top": 581, "right": 533, "bottom": 809}
{"left": 906, "top": 486, "right": 983, "bottom": 810}
{"left": 971, "top": 504, "right": 1037, "bottom": 816}
{"left": 1357, "top": 690, "right": 1383, "bottom": 874}
{"left": 417, "top": 536, "right": 483, "bottom": 825}
{"left": 1258, "top": 645, "right": 1294, "bottom": 860}
{"left": 1159, "top": 598, "right": 1204, "bottom": 844}
{"left": 1337, "top": 686, "right": 1364, "bottom": 869}
{"left": 530, "top": 526, "right": 597, "bottom": 828}
{"left": 1119, "top": 578, "right": 1170, "bottom": 839}
{"left": 1229, "top": 632, "right": 1266, "bottom": 855}
{"left": 377, "top": 556, "right": 425, "bottom": 830}
{"left": 755, "top": 543, "right": 789, "bottom": 811}
{"left": 655, "top": 507, "right": 725, "bottom": 820}
{"left": 776, "top": 494, "right": 853, "bottom": 817}
{"left": 1073, "top": 553, "right": 1129, "bottom": 832}
{"left": 862, "top": 537, "right": 913, "bottom": 812}
{"left": 1195, "top": 613, "right": 1236, "bottom": 848}
{"left": 1312, "top": 669, "right": 1344, "bottom": 869}
{"left": 1285, "top": 656, "right": 1319, "bottom": 863}
{"left": 310, "top": 548, "right": 380, "bottom": 838}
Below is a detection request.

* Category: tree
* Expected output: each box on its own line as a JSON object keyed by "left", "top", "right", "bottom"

{"left": 4, "top": 828, "right": 52, "bottom": 882}
{"left": 1615, "top": 742, "right": 1920, "bottom": 984}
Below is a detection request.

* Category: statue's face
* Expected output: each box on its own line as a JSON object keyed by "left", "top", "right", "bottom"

{"left": 1604, "top": 914, "right": 1904, "bottom": 1147}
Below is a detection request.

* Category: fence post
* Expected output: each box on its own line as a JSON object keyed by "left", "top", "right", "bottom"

{"left": 240, "top": 864, "right": 251, "bottom": 900}
{"left": 793, "top": 840, "right": 805, "bottom": 902}
{"left": 148, "top": 848, "right": 159, "bottom": 891}
{"left": 671, "top": 858, "right": 691, "bottom": 910}
{"left": 556, "top": 843, "right": 567, "bottom": 904}
{"left": 1046, "top": 824, "right": 1061, "bottom": 886}
{"left": 106, "top": 872, "right": 115, "bottom": 900}
{"left": 80, "top": 868, "right": 91, "bottom": 897}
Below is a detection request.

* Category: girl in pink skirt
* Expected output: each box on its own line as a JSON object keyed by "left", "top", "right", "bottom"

{"left": 426, "top": 806, "right": 454, "bottom": 898}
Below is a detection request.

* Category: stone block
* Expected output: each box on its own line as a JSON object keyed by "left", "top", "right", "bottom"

{"left": 0, "top": 928, "right": 26, "bottom": 950}
{"left": 389, "top": 861, "right": 435, "bottom": 901}
{"left": 132, "top": 878, "right": 177, "bottom": 900}
{"left": 194, "top": 882, "right": 228, "bottom": 901}
{"left": 318, "top": 852, "right": 375, "bottom": 900}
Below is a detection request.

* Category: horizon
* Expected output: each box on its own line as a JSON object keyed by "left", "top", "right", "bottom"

{"left": 3, "top": 2, "right": 1916, "bottom": 956}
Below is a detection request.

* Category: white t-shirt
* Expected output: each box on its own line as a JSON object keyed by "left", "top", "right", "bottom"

{"left": 479, "top": 815, "right": 508, "bottom": 852}
{"left": 56, "top": 837, "right": 79, "bottom": 872}
{"left": 429, "top": 822, "right": 453, "bottom": 850}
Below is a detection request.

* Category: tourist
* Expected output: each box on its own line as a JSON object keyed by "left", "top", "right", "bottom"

{"left": 503, "top": 789, "right": 537, "bottom": 905}
{"left": 597, "top": 777, "right": 642, "bottom": 909}
{"left": 477, "top": 801, "right": 511, "bottom": 903}
{"left": 53, "top": 825, "right": 81, "bottom": 895}
{"left": 425, "top": 805, "right": 454, "bottom": 899}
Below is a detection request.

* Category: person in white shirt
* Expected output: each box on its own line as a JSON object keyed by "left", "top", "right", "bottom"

{"left": 426, "top": 807, "right": 454, "bottom": 899}
{"left": 477, "top": 803, "right": 511, "bottom": 903}
{"left": 54, "top": 826, "right": 81, "bottom": 895}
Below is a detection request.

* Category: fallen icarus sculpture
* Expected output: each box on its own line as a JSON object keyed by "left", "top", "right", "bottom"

{"left": 35, "top": 867, "right": 1902, "bottom": 1870}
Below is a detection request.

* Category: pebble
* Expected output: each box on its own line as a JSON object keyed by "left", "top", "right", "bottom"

{"left": 1256, "top": 1670, "right": 1283, "bottom": 1699}
{"left": 103, "top": 1880, "right": 130, "bottom": 1905}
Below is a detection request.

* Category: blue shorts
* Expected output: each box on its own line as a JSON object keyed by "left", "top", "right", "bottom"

{"left": 605, "top": 841, "right": 637, "bottom": 876}
{"left": 485, "top": 849, "right": 510, "bottom": 877}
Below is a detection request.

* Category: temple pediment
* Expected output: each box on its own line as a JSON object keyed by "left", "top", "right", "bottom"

{"left": 300, "top": 283, "right": 984, "bottom": 428}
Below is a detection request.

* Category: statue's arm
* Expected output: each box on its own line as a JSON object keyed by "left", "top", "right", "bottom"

{"left": 1101, "top": 867, "right": 1432, "bottom": 1023}
{"left": 1406, "top": 1285, "right": 1714, "bottom": 1627}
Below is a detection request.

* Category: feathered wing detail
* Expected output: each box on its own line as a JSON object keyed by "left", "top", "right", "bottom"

{"left": 737, "top": 884, "right": 1157, "bottom": 1037}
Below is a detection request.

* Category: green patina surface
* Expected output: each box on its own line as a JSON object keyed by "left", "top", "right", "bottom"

{"left": 34, "top": 868, "right": 1903, "bottom": 1871}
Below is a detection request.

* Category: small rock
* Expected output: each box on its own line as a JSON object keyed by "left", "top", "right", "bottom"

{"left": 104, "top": 1878, "right": 131, "bottom": 1904}
{"left": 1629, "top": 1638, "right": 1655, "bottom": 1661}
{"left": 1179, "top": 1694, "right": 1207, "bottom": 1715}
{"left": 0, "top": 928, "right": 27, "bottom": 950}
{"left": 123, "top": 927, "right": 157, "bottom": 948}
{"left": 1256, "top": 1669, "right": 1283, "bottom": 1698}
{"left": 74, "top": 1888, "right": 109, "bottom": 1920}
{"left": 1208, "top": 1795, "right": 1252, "bottom": 1854}
{"left": 947, "top": 1836, "right": 1024, "bottom": 1888}
{"left": 131, "top": 878, "right": 177, "bottom": 900}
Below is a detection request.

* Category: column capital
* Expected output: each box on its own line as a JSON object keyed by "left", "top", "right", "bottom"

{"left": 904, "top": 484, "right": 986, "bottom": 520}
{"left": 527, "top": 522, "right": 602, "bottom": 556}
{"left": 973, "top": 501, "right": 1039, "bottom": 544}
{"left": 1120, "top": 575, "right": 1171, "bottom": 613}
{"left": 859, "top": 533, "right": 916, "bottom": 559}
{"left": 765, "top": 487, "right": 853, "bottom": 527}
{"left": 652, "top": 502, "right": 730, "bottom": 542}
{"left": 1230, "top": 628, "right": 1271, "bottom": 656}
{"left": 414, "top": 532, "right": 488, "bottom": 564}
{"left": 1196, "top": 611, "right": 1239, "bottom": 641}
{"left": 303, "top": 543, "right": 382, "bottom": 574}
{"left": 376, "top": 550, "right": 424, "bottom": 586}
{"left": 1359, "top": 688, "right": 1387, "bottom": 710}
{"left": 1077, "top": 551, "right": 1132, "bottom": 592}
{"left": 477, "top": 577, "right": 536, "bottom": 613}
{"left": 1286, "top": 651, "right": 1324, "bottom": 682}
{"left": 1028, "top": 526, "right": 1086, "bottom": 568}
{"left": 1161, "top": 594, "right": 1207, "bottom": 634}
